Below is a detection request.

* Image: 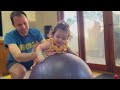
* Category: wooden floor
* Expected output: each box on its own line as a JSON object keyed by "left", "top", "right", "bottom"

{"left": 92, "top": 70, "right": 103, "bottom": 78}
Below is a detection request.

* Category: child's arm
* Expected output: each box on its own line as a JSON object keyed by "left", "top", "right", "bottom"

{"left": 66, "top": 47, "right": 78, "bottom": 56}
{"left": 36, "top": 46, "right": 45, "bottom": 62}
{"left": 36, "top": 41, "right": 51, "bottom": 62}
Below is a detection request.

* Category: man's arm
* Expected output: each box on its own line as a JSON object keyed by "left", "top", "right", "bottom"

{"left": 8, "top": 44, "right": 37, "bottom": 62}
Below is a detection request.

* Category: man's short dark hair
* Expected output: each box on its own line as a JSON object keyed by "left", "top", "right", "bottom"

{"left": 10, "top": 11, "right": 27, "bottom": 25}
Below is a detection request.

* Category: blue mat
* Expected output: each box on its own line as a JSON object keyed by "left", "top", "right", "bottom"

{"left": 95, "top": 73, "right": 118, "bottom": 79}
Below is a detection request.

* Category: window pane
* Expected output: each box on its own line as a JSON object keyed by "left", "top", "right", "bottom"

{"left": 64, "top": 11, "right": 78, "bottom": 55}
{"left": 113, "top": 11, "right": 120, "bottom": 66}
{"left": 83, "top": 11, "right": 106, "bottom": 65}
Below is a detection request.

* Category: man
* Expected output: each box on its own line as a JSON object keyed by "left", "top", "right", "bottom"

{"left": 4, "top": 11, "right": 54, "bottom": 79}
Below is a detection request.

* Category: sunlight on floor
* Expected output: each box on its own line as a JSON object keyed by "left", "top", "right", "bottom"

{"left": 92, "top": 70, "right": 103, "bottom": 78}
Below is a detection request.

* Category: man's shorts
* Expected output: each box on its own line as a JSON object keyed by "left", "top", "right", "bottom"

{"left": 6, "top": 60, "right": 33, "bottom": 71}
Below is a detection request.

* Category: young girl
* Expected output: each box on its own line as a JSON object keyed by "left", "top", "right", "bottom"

{"left": 32, "top": 21, "right": 77, "bottom": 68}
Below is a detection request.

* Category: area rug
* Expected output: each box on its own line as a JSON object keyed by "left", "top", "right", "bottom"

{"left": 95, "top": 73, "right": 119, "bottom": 79}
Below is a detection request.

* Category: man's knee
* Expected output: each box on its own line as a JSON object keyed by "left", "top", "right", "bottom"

{"left": 9, "top": 63, "right": 27, "bottom": 79}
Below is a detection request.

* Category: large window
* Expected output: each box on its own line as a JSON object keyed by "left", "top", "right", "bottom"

{"left": 64, "top": 11, "right": 78, "bottom": 55}
{"left": 113, "top": 11, "right": 120, "bottom": 66}
{"left": 57, "top": 11, "right": 120, "bottom": 73}
{"left": 83, "top": 11, "right": 105, "bottom": 65}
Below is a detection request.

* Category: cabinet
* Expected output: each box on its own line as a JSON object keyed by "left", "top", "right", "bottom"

{"left": 0, "top": 40, "right": 9, "bottom": 75}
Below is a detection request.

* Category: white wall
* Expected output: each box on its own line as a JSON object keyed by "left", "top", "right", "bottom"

{"left": 36, "top": 11, "right": 57, "bottom": 30}
{"left": 0, "top": 11, "right": 14, "bottom": 40}
{"left": 0, "top": 11, "right": 57, "bottom": 40}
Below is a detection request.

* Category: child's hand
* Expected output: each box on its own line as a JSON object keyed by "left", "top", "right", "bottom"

{"left": 44, "top": 49, "right": 56, "bottom": 57}
{"left": 31, "top": 56, "right": 45, "bottom": 69}
{"left": 30, "top": 62, "right": 36, "bottom": 69}
{"left": 36, "top": 55, "right": 45, "bottom": 63}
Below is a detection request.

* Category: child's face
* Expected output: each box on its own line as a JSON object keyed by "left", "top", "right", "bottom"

{"left": 53, "top": 29, "right": 69, "bottom": 47}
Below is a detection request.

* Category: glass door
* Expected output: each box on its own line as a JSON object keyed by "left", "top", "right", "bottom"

{"left": 57, "top": 11, "right": 120, "bottom": 73}
{"left": 112, "top": 11, "right": 120, "bottom": 73}
{"left": 82, "top": 11, "right": 110, "bottom": 71}
{"left": 64, "top": 11, "right": 79, "bottom": 55}
{"left": 83, "top": 11, "right": 106, "bottom": 65}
